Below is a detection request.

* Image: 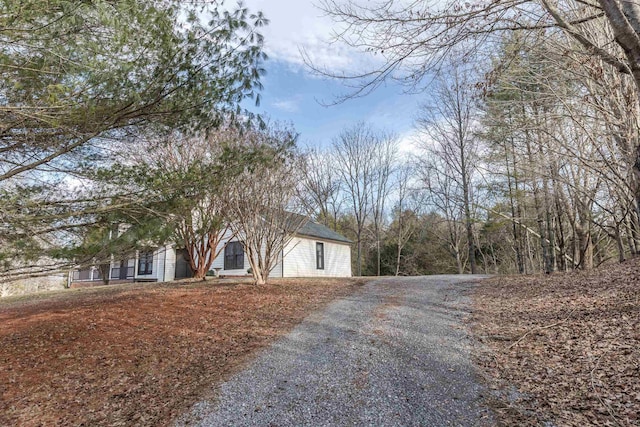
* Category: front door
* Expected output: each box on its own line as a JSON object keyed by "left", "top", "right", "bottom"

{"left": 175, "top": 249, "right": 194, "bottom": 279}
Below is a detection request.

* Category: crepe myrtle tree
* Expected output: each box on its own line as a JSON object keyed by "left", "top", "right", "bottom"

{"left": 83, "top": 122, "right": 289, "bottom": 281}
{"left": 225, "top": 124, "right": 308, "bottom": 285}
{"left": 0, "top": 0, "right": 268, "bottom": 279}
{"left": 135, "top": 129, "right": 245, "bottom": 280}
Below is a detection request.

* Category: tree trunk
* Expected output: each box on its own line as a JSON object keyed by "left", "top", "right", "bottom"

{"left": 395, "top": 242, "right": 402, "bottom": 276}
{"left": 631, "top": 202, "right": 640, "bottom": 253}
{"left": 625, "top": 215, "right": 636, "bottom": 255}
{"left": 455, "top": 245, "right": 463, "bottom": 274}
{"left": 576, "top": 224, "right": 594, "bottom": 269}
{"left": 356, "top": 230, "right": 362, "bottom": 276}
{"left": 554, "top": 186, "right": 568, "bottom": 271}
{"left": 505, "top": 137, "right": 524, "bottom": 274}
{"left": 254, "top": 272, "right": 266, "bottom": 285}
{"left": 244, "top": 247, "right": 268, "bottom": 285}
{"left": 519, "top": 199, "right": 529, "bottom": 274}
{"left": 460, "top": 145, "right": 476, "bottom": 274}
{"left": 525, "top": 225, "right": 535, "bottom": 274}
{"left": 543, "top": 177, "right": 556, "bottom": 273}
{"left": 99, "top": 263, "right": 110, "bottom": 286}
{"left": 193, "top": 264, "right": 208, "bottom": 280}
{"left": 377, "top": 237, "right": 381, "bottom": 276}
{"left": 460, "top": 147, "right": 476, "bottom": 274}
{"left": 615, "top": 223, "right": 626, "bottom": 262}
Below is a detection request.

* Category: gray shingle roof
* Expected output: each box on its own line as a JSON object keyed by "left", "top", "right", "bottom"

{"left": 296, "top": 219, "right": 352, "bottom": 244}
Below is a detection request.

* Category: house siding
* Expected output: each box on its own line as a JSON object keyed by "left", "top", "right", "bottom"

{"left": 211, "top": 234, "right": 350, "bottom": 278}
{"left": 269, "top": 250, "right": 284, "bottom": 278}
{"left": 163, "top": 246, "right": 176, "bottom": 282}
{"left": 282, "top": 237, "right": 352, "bottom": 278}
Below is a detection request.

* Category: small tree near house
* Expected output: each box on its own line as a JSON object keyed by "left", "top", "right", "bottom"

{"left": 175, "top": 200, "right": 234, "bottom": 280}
{"left": 150, "top": 130, "right": 243, "bottom": 279}
{"left": 225, "top": 125, "right": 307, "bottom": 285}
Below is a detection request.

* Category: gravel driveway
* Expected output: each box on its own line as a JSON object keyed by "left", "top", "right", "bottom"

{"left": 176, "top": 276, "right": 493, "bottom": 426}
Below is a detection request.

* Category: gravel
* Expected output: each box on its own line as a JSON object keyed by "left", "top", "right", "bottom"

{"left": 176, "top": 275, "right": 494, "bottom": 426}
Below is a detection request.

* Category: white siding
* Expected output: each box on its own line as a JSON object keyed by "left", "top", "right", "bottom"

{"left": 282, "top": 237, "right": 352, "bottom": 278}
{"left": 211, "top": 240, "right": 284, "bottom": 277}
{"left": 163, "top": 246, "right": 176, "bottom": 282}
{"left": 156, "top": 246, "right": 166, "bottom": 282}
{"left": 269, "top": 250, "right": 284, "bottom": 278}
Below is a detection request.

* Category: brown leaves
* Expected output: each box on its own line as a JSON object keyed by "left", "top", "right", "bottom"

{"left": 0, "top": 278, "right": 364, "bottom": 426}
{"left": 470, "top": 258, "right": 640, "bottom": 426}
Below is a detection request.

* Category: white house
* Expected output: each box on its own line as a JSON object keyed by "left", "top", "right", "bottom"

{"left": 69, "top": 219, "right": 352, "bottom": 287}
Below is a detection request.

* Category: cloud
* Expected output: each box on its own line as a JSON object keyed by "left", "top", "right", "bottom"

{"left": 242, "top": 0, "right": 378, "bottom": 74}
{"left": 396, "top": 129, "right": 423, "bottom": 157}
{"left": 272, "top": 96, "right": 302, "bottom": 113}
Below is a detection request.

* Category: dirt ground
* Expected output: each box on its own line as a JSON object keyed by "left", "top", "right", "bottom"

{"left": 470, "top": 257, "right": 640, "bottom": 426}
{"left": 0, "top": 277, "right": 365, "bottom": 426}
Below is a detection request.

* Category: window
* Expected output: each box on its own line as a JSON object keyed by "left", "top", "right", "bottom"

{"left": 224, "top": 241, "right": 244, "bottom": 270}
{"left": 316, "top": 242, "right": 324, "bottom": 270}
{"left": 138, "top": 252, "right": 153, "bottom": 275}
{"left": 73, "top": 269, "right": 91, "bottom": 281}
{"left": 112, "top": 259, "right": 135, "bottom": 279}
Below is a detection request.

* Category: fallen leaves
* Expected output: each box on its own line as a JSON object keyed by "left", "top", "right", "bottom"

{"left": 0, "top": 278, "right": 364, "bottom": 426}
{"left": 470, "top": 257, "right": 640, "bottom": 426}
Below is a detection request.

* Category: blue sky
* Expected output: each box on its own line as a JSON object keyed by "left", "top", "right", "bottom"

{"left": 239, "top": 0, "right": 425, "bottom": 153}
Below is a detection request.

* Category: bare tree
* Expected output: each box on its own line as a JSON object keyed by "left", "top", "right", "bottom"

{"left": 416, "top": 66, "right": 481, "bottom": 274}
{"left": 332, "top": 123, "right": 378, "bottom": 276}
{"left": 226, "top": 126, "right": 306, "bottom": 285}
{"left": 315, "top": 0, "right": 640, "bottom": 211}
{"left": 300, "top": 148, "right": 343, "bottom": 229}
{"left": 419, "top": 150, "right": 468, "bottom": 274}
{"left": 371, "top": 132, "right": 399, "bottom": 276}
{"left": 392, "top": 164, "right": 423, "bottom": 276}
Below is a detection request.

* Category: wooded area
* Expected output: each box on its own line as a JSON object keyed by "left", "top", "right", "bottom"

{"left": 300, "top": 0, "right": 640, "bottom": 276}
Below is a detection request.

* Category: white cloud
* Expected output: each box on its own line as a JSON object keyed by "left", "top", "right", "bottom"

{"left": 396, "top": 129, "right": 422, "bottom": 158}
{"left": 272, "top": 96, "right": 302, "bottom": 113}
{"left": 241, "top": 0, "right": 378, "bottom": 74}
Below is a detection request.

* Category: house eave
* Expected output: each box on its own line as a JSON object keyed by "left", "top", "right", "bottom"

{"left": 294, "top": 232, "right": 353, "bottom": 245}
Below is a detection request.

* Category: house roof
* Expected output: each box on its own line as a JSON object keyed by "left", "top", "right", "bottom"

{"left": 296, "top": 218, "right": 352, "bottom": 244}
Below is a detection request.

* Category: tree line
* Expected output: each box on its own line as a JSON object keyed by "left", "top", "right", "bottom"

{"left": 302, "top": 37, "right": 639, "bottom": 276}
{"left": 300, "top": 0, "right": 640, "bottom": 276}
